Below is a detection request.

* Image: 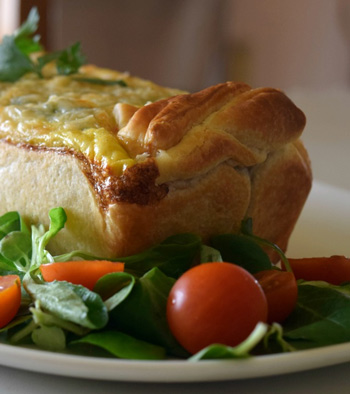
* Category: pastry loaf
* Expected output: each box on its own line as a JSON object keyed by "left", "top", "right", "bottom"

{"left": 0, "top": 65, "right": 312, "bottom": 260}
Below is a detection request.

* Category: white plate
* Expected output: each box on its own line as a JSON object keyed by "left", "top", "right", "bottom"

{"left": 287, "top": 181, "right": 350, "bottom": 258}
{"left": 1, "top": 180, "right": 350, "bottom": 382}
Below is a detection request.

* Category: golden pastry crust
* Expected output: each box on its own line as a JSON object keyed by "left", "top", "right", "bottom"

{"left": 117, "top": 82, "right": 307, "bottom": 184}
{"left": 0, "top": 68, "right": 312, "bottom": 260}
{"left": 246, "top": 139, "right": 312, "bottom": 260}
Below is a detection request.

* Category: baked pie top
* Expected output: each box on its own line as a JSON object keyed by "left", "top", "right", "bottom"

{"left": 0, "top": 64, "right": 306, "bottom": 205}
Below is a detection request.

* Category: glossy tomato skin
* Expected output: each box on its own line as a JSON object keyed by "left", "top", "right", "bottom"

{"left": 254, "top": 270, "right": 298, "bottom": 324}
{"left": 166, "top": 262, "right": 268, "bottom": 355}
{"left": 0, "top": 275, "right": 21, "bottom": 328}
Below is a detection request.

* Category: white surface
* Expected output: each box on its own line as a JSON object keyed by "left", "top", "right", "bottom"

{"left": 287, "top": 181, "right": 350, "bottom": 258}
{"left": 1, "top": 181, "right": 350, "bottom": 390}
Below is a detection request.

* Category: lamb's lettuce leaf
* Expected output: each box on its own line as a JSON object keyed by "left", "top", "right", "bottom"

{"left": 71, "top": 330, "right": 166, "bottom": 360}
{"left": 108, "top": 267, "right": 187, "bottom": 357}
{"left": 30, "top": 207, "right": 67, "bottom": 272}
{"left": 120, "top": 233, "right": 201, "bottom": 279}
{"left": 0, "top": 207, "right": 67, "bottom": 276}
{"left": 94, "top": 271, "right": 136, "bottom": 311}
{"left": 189, "top": 323, "right": 268, "bottom": 360}
{"left": 24, "top": 279, "right": 108, "bottom": 330}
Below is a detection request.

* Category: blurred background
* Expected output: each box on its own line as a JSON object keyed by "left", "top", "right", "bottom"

{"left": 1, "top": 0, "right": 350, "bottom": 191}
{"left": 1, "top": 0, "right": 349, "bottom": 92}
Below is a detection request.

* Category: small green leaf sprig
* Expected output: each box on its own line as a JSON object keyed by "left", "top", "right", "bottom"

{"left": 0, "top": 7, "right": 86, "bottom": 82}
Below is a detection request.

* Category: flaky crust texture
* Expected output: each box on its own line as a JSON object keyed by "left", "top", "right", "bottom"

{"left": 0, "top": 77, "right": 312, "bottom": 260}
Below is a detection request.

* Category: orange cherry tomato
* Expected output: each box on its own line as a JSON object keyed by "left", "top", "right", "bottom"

{"left": 40, "top": 260, "right": 124, "bottom": 290}
{"left": 286, "top": 256, "right": 350, "bottom": 285}
{"left": 254, "top": 270, "right": 298, "bottom": 323}
{"left": 0, "top": 275, "right": 21, "bottom": 328}
{"left": 167, "top": 262, "right": 268, "bottom": 355}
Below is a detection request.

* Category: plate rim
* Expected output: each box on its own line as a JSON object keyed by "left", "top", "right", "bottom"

{"left": 1, "top": 340, "right": 350, "bottom": 382}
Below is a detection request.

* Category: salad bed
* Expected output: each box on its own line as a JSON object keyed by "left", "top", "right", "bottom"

{"left": 1, "top": 207, "right": 350, "bottom": 361}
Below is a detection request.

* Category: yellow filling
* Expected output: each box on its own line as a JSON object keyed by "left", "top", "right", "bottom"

{"left": 0, "top": 69, "right": 180, "bottom": 175}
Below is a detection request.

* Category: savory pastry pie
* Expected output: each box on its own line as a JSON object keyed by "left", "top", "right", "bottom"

{"left": 0, "top": 64, "right": 312, "bottom": 260}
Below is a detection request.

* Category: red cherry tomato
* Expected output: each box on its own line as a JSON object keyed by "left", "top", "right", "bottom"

{"left": 166, "top": 262, "right": 268, "bottom": 354}
{"left": 287, "top": 256, "right": 350, "bottom": 285}
{"left": 0, "top": 275, "right": 21, "bottom": 328}
{"left": 254, "top": 270, "right": 298, "bottom": 323}
{"left": 40, "top": 260, "right": 124, "bottom": 290}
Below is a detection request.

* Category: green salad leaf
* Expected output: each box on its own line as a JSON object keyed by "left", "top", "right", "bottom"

{"left": 0, "top": 212, "right": 23, "bottom": 240}
{"left": 199, "top": 244, "right": 223, "bottom": 263}
{"left": 108, "top": 267, "right": 188, "bottom": 357}
{"left": 30, "top": 207, "right": 67, "bottom": 271}
{"left": 210, "top": 233, "right": 273, "bottom": 274}
{"left": 0, "top": 212, "right": 31, "bottom": 271}
{"left": 189, "top": 323, "right": 268, "bottom": 361}
{"left": 72, "top": 330, "right": 166, "bottom": 360}
{"left": 94, "top": 271, "right": 136, "bottom": 311}
{"left": 282, "top": 281, "right": 350, "bottom": 349}
{"left": 32, "top": 325, "right": 66, "bottom": 352}
{"left": 0, "top": 231, "right": 32, "bottom": 270}
{"left": 120, "top": 233, "right": 201, "bottom": 279}
{"left": 241, "top": 217, "right": 292, "bottom": 271}
{"left": 0, "top": 207, "right": 67, "bottom": 277}
{"left": 24, "top": 278, "right": 108, "bottom": 330}
{"left": 259, "top": 323, "right": 296, "bottom": 354}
